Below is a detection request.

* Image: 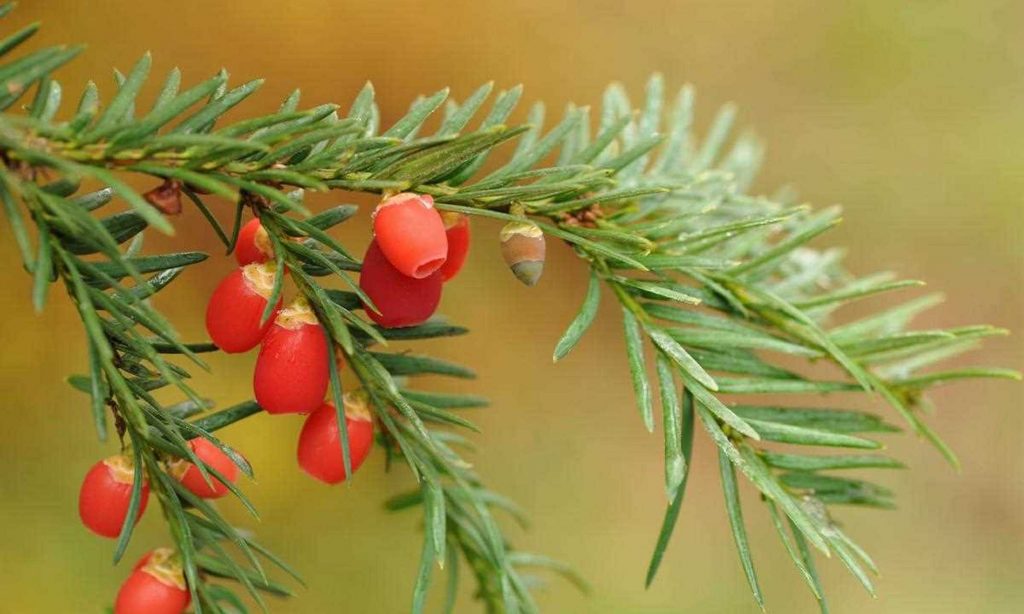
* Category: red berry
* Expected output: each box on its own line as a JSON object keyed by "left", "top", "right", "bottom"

{"left": 115, "top": 548, "right": 190, "bottom": 614}
{"left": 254, "top": 299, "right": 330, "bottom": 414}
{"left": 297, "top": 396, "right": 374, "bottom": 484}
{"left": 78, "top": 455, "right": 149, "bottom": 539}
{"left": 174, "top": 438, "right": 239, "bottom": 499}
{"left": 359, "top": 240, "right": 442, "bottom": 328}
{"left": 372, "top": 192, "right": 448, "bottom": 278}
{"left": 205, "top": 263, "right": 281, "bottom": 353}
{"left": 438, "top": 212, "right": 470, "bottom": 282}
{"left": 235, "top": 218, "right": 274, "bottom": 266}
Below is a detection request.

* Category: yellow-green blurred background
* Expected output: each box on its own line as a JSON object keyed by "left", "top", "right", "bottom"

{"left": 1, "top": 1, "right": 1021, "bottom": 612}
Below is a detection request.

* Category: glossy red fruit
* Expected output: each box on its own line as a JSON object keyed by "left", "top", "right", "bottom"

{"left": 115, "top": 548, "right": 190, "bottom": 614}
{"left": 372, "top": 192, "right": 448, "bottom": 279}
{"left": 254, "top": 299, "right": 330, "bottom": 414}
{"left": 297, "top": 396, "right": 374, "bottom": 484}
{"left": 205, "top": 263, "right": 280, "bottom": 353}
{"left": 438, "top": 212, "right": 470, "bottom": 282}
{"left": 174, "top": 438, "right": 239, "bottom": 499}
{"left": 359, "top": 240, "right": 442, "bottom": 328}
{"left": 235, "top": 218, "right": 274, "bottom": 266}
{"left": 78, "top": 455, "right": 149, "bottom": 539}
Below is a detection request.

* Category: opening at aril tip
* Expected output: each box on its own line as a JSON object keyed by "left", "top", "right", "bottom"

{"left": 414, "top": 257, "right": 446, "bottom": 279}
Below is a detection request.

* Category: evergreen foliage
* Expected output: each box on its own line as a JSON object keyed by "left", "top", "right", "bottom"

{"left": 0, "top": 5, "right": 1016, "bottom": 612}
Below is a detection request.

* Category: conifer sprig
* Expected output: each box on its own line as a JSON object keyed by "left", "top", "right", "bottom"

{"left": 0, "top": 5, "right": 1016, "bottom": 613}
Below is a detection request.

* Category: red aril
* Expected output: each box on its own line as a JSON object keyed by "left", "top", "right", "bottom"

{"left": 235, "top": 218, "right": 274, "bottom": 266}
{"left": 359, "top": 240, "right": 442, "bottom": 328}
{"left": 78, "top": 454, "right": 149, "bottom": 539}
{"left": 254, "top": 298, "right": 330, "bottom": 414}
{"left": 297, "top": 395, "right": 374, "bottom": 484}
{"left": 372, "top": 192, "right": 448, "bottom": 279}
{"left": 115, "top": 548, "right": 190, "bottom": 614}
{"left": 205, "top": 263, "right": 280, "bottom": 353}
{"left": 174, "top": 438, "right": 239, "bottom": 499}
{"left": 438, "top": 212, "right": 470, "bottom": 282}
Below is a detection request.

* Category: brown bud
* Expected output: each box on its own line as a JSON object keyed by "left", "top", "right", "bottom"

{"left": 143, "top": 179, "right": 183, "bottom": 215}
{"left": 499, "top": 221, "right": 546, "bottom": 286}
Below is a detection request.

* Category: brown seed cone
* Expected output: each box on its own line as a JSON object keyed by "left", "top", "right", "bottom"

{"left": 499, "top": 221, "right": 546, "bottom": 286}
{"left": 143, "top": 179, "right": 183, "bottom": 215}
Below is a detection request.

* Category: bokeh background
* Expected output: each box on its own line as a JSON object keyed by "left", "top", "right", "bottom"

{"left": 1, "top": 1, "right": 1021, "bottom": 612}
